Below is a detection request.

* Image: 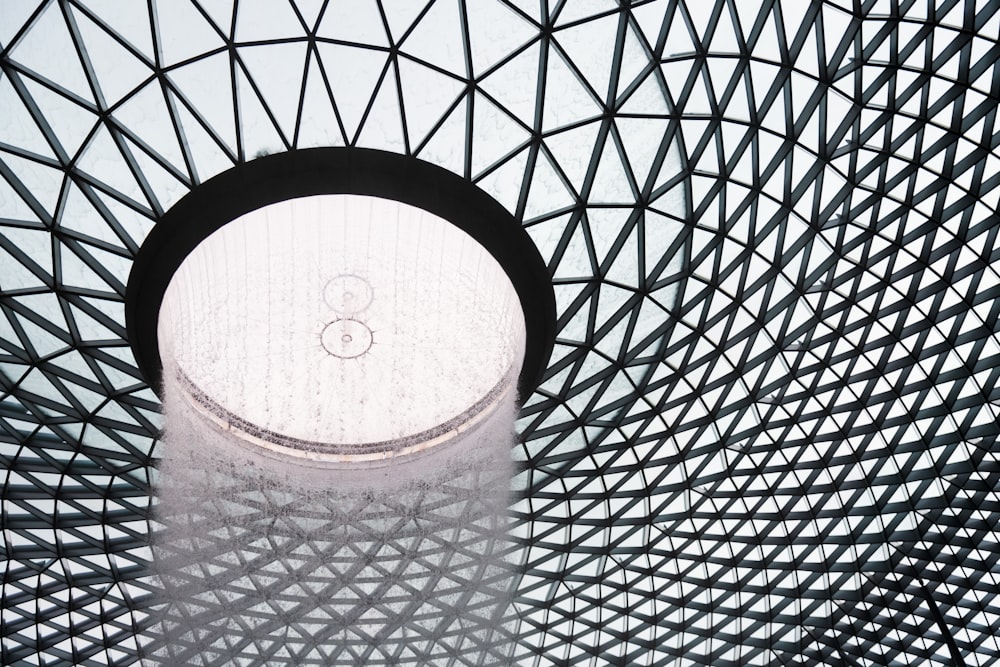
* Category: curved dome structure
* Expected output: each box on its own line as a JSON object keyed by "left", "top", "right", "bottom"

{"left": 2, "top": 1, "right": 1000, "bottom": 665}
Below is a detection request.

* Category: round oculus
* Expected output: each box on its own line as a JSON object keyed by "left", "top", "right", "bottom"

{"left": 156, "top": 194, "right": 527, "bottom": 460}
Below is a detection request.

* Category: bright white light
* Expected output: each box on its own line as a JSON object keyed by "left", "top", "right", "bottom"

{"left": 157, "top": 195, "right": 526, "bottom": 464}
{"left": 152, "top": 195, "right": 522, "bottom": 661}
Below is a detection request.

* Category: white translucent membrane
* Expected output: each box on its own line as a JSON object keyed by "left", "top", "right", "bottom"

{"left": 148, "top": 196, "right": 524, "bottom": 663}
{"left": 157, "top": 194, "right": 526, "bottom": 471}
{"left": 149, "top": 381, "right": 518, "bottom": 665}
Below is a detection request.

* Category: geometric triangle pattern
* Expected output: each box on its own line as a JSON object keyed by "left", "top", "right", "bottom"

{"left": 2, "top": 0, "right": 999, "bottom": 664}
{"left": 148, "top": 394, "right": 516, "bottom": 666}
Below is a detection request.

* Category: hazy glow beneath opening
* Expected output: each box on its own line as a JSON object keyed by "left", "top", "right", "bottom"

{"left": 157, "top": 195, "right": 526, "bottom": 462}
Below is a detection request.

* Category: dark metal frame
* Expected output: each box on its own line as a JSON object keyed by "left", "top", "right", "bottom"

{"left": 1, "top": 0, "right": 1000, "bottom": 665}
{"left": 125, "top": 147, "right": 556, "bottom": 400}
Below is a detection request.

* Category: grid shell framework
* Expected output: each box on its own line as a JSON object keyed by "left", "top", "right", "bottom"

{"left": 1, "top": 0, "right": 1000, "bottom": 665}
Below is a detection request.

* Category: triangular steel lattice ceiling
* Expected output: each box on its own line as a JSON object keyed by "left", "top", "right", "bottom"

{"left": 2, "top": 0, "right": 1000, "bottom": 665}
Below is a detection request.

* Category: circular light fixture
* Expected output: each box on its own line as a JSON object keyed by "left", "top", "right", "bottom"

{"left": 320, "top": 318, "right": 373, "bottom": 359}
{"left": 323, "top": 274, "right": 374, "bottom": 314}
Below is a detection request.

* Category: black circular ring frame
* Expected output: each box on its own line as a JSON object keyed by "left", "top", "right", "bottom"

{"left": 126, "top": 147, "right": 555, "bottom": 399}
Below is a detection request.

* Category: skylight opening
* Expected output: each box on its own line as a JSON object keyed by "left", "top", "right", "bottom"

{"left": 157, "top": 194, "right": 527, "bottom": 467}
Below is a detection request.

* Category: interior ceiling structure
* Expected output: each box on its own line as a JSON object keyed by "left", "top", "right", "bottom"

{"left": 1, "top": 0, "right": 999, "bottom": 665}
